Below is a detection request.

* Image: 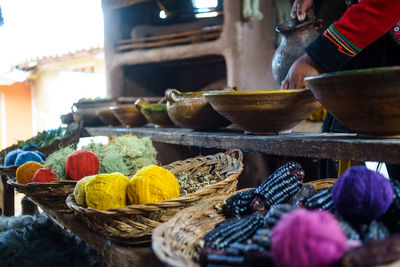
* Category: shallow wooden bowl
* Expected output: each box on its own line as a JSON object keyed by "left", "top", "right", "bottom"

{"left": 96, "top": 108, "right": 121, "bottom": 127}
{"left": 72, "top": 99, "right": 116, "bottom": 127}
{"left": 203, "top": 89, "right": 320, "bottom": 134}
{"left": 305, "top": 66, "right": 400, "bottom": 136}
{"left": 110, "top": 104, "right": 147, "bottom": 127}
{"left": 165, "top": 89, "right": 231, "bottom": 130}
{"left": 135, "top": 99, "right": 174, "bottom": 127}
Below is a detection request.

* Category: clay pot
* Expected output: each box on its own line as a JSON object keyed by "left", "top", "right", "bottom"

{"left": 272, "top": 16, "right": 320, "bottom": 86}
{"left": 135, "top": 98, "right": 174, "bottom": 127}
{"left": 110, "top": 104, "right": 147, "bottom": 127}
{"left": 203, "top": 89, "right": 321, "bottom": 134}
{"left": 72, "top": 99, "right": 117, "bottom": 127}
{"left": 165, "top": 89, "right": 231, "bottom": 130}
{"left": 305, "top": 66, "right": 400, "bottom": 136}
{"left": 96, "top": 108, "right": 121, "bottom": 127}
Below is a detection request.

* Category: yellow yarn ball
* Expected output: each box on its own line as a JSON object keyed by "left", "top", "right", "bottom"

{"left": 16, "top": 161, "right": 44, "bottom": 184}
{"left": 127, "top": 165, "right": 180, "bottom": 205}
{"left": 85, "top": 172, "right": 129, "bottom": 210}
{"left": 73, "top": 175, "right": 96, "bottom": 207}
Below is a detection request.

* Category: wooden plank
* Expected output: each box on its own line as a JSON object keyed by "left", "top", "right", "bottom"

{"left": 1, "top": 175, "right": 14, "bottom": 216}
{"left": 85, "top": 126, "right": 400, "bottom": 164}
{"left": 40, "top": 205, "right": 164, "bottom": 267}
{"left": 117, "top": 26, "right": 223, "bottom": 45}
{"left": 102, "top": 0, "right": 152, "bottom": 10}
{"left": 116, "top": 32, "right": 221, "bottom": 51}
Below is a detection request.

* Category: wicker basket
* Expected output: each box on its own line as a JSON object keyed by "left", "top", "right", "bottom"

{"left": 305, "top": 178, "right": 336, "bottom": 191}
{"left": 152, "top": 178, "right": 337, "bottom": 267}
{"left": 66, "top": 149, "right": 244, "bottom": 245}
{"left": 0, "top": 123, "right": 82, "bottom": 177}
{"left": 7, "top": 178, "right": 76, "bottom": 213}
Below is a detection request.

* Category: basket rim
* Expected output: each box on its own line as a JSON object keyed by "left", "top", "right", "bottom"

{"left": 66, "top": 150, "right": 243, "bottom": 216}
{"left": 7, "top": 177, "right": 77, "bottom": 191}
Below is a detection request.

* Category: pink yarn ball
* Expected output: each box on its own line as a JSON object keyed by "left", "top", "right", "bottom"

{"left": 272, "top": 209, "right": 347, "bottom": 267}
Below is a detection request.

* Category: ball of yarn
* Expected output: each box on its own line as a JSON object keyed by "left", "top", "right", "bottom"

{"left": 272, "top": 209, "right": 347, "bottom": 267}
{"left": 16, "top": 161, "right": 44, "bottom": 184}
{"left": 32, "top": 168, "right": 58, "bottom": 183}
{"left": 33, "top": 151, "right": 46, "bottom": 161}
{"left": 332, "top": 166, "right": 394, "bottom": 223}
{"left": 65, "top": 150, "right": 99, "bottom": 181}
{"left": 14, "top": 151, "right": 44, "bottom": 166}
{"left": 4, "top": 150, "right": 23, "bottom": 166}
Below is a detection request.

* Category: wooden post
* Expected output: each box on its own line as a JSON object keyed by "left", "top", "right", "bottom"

{"left": 0, "top": 175, "right": 14, "bottom": 216}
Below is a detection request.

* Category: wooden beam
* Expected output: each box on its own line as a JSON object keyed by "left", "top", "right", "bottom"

{"left": 85, "top": 127, "right": 400, "bottom": 164}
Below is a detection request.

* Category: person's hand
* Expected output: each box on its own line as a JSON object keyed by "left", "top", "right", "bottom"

{"left": 281, "top": 53, "right": 323, "bottom": 89}
{"left": 291, "top": 0, "right": 314, "bottom": 21}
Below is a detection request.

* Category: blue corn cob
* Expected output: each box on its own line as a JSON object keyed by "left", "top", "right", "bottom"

{"left": 203, "top": 215, "right": 264, "bottom": 250}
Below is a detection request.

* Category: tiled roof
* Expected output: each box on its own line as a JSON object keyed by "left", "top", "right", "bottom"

{"left": 16, "top": 46, "right": 103, "bottom": 70}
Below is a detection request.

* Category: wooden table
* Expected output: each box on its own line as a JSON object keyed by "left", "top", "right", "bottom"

{"left": 39, "top": 205, "right": 164, "bottom": 267}
{"left": 85, "top": 126, "right": 400, "bottom": 164}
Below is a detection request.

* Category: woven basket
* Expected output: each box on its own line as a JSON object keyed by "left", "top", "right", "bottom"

{"left": 66, "top": 149, "right": 244, "bottom": 245}
{"left": 0, "top": 123, "right": 82, "bottom": 177}
{"left": 305, "top": 178, "right": 336, "bottom": 191}
{"left": 152, "top": 178, "right": 337, "bottom": 267}
{"left": 7, "top": 178, "right": 76, "bottom": 213}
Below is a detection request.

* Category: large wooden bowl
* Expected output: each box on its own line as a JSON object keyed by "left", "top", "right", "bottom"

{"left": 305, "top": 66, "right": 400, "bottom": 136}
{"left": 165, "top": 89, "right": 231, "bottom": 130}
{"left": 203, "top": 89, "right": 320, "bottom": 134}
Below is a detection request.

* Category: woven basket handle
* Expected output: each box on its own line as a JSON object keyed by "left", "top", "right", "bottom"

{"left": 224, "top": 149, "right": 243, "bottom": 163}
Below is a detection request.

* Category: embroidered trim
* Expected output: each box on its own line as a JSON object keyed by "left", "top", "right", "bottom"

{"left": 323, "top": 25, "right": 361, "bottom": 57}
{"left": 390, "top": 22, "right": 400, "bottom": 46}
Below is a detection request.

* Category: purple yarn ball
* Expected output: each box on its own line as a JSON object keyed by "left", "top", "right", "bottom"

{"left": 332, "top": 166, "right": 394, "bottom": 223}
{"left": 272, "top": 209, "right": 347, "bottom": 267}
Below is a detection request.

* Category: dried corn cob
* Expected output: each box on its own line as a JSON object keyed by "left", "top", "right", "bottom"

{"left": 250, "top": 228, "right": 272, "bottom": 249}
{"left": 254, "top": 162, "right": 304, "bottom": 196}
{"left": 224, "top": 189, "right": 256, "bottom": 218}
{"left": 198, "top": 248, "right": 245, "bottom": 266}
{"left": 297, "top": 187, "right": 334, "bottom": 211}
{"left": 203, "top": 215, "right": 264, "bottom": 250}
{"left": 263, "top": 204, "right": 296, "bottom": 228}
{"left": 251, "top": 175, "right": 303, "bottom": 212}
{"left": 381, "top": 179, "right": 400, "bottom": 232}
{"left": 337, "top": 219, "right": 361, "bottom": 240}
{"left": 249, "top": 162, "right": 304, "bottom": 212}
{"left": 288, "top": 184, "right": 316, "bottom": 204}
{"left": 360, "top": 220, "right": 391, "bottom": 242}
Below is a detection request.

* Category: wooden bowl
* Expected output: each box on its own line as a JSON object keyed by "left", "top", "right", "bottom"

{"left": 135, "top": 98, "right": 174, "bottom": 127}
{"left": 165, "top": 89, "right": 231, "bottom": 130}
{"left": 72, "top": 99, "right": 117, "bottom": 127}
{"left": 203, "top": 89, "right": 321, "bottom": 134}
{"left": 96, "top": 108, "right": 121, "bottom": 127}
{"left": 305, "top": 66, "right": 400, "bottom": 136}
{"left": 110, "top": 104, "right": 147, "bottom": 127}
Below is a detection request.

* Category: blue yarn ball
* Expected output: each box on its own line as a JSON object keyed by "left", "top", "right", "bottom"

{"left": 32, "top": 151, "right": 46, "bottom": 161}
{"left": 4, "top": 150, "right": 23, "bottom": 166}
{"left": 14, "top": 151, "right": 44, "bottom": 166}
{"left": 22, "top": 144, "right": 38, "bottom": 151}
{"left": 332, "top": 166, "right": 394, "bottom": 223}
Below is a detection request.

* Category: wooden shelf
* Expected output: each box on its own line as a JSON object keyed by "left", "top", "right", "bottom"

{"left": 39, "top": 204, "right": 164, "bottom": 267}
{"left": 85, "top": 126, "right": 400, "bottom": 164}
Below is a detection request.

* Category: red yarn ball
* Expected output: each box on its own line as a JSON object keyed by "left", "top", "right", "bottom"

{"left": 65, "top": 150, "right": 99, "bottom": 181}
{"left": 272, "top": 209, "right": 347, "bottom": 267}
{"left": 32, "top": 168, "right": 58, "bottom": 183}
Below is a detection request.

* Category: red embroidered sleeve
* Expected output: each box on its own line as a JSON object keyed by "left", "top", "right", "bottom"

{"left": 306, "top": 0, "right": 400, "bottom": 72}
{"left": 329, "top": 0, "right": 400, "bottom": 53}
